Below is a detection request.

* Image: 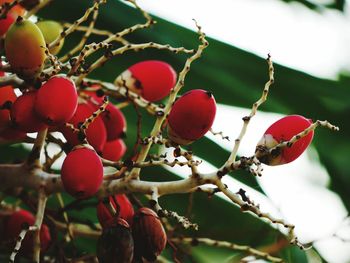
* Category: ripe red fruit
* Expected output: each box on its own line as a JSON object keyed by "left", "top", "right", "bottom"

{"left": 97, "top": 218, "right": 134, "bottom": 263}
{"left": 97, "top": 194, "right": 134, "bottom": 228}
{"left": 0, "top": 69, "right": 16, "bottom": 130}
{"left": 10, "top": 91, "right": 47, "bottom": 133}
{"left": 255, "top": 115, "right": 314, "bottom": 165}
{"left": 0, "top": 0, "right": 25, "bottom": 36}
{"left": 101, "top": 104, "right": 126, "bottom": 141}
{"left": 80, "top": 85, "right": 104, "bottom": 106}
{"left": 102, "top": 139, "right": 126, "bottom": 162}
{"left": 132, "top": 207, "right": 167, "bottom": 261}
{"left": 115, "top": 60, "right": 176, "bottom": 102}
{"left": 35, "top": 76, "right": 78, "bottom": 126}
{"left": 60, "top": 103, "right": 107, "bottom": 153}
{"left": 61, "top": 147, "right": 103, "bottom": 199}
{"left": 0, "top": 12, "right": 16, "bottom": 37}
{"left": 167, "top": 89, "right": 216, "bottom": 145}
{"left": 83, "top": 88, "right": 126, "bottom": 141}
{"left": 3, "top": 209, "right": 51, "bottom": 255}
{"left": 0, "top": 85, "right": 16, "bottom": 129}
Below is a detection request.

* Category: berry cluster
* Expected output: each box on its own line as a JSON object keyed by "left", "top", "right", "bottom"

{"left": 96, "top": 195, "right": 166, "bottom": 262}
{"left": 0, "top": 0, "right": 338, "bottom": 262}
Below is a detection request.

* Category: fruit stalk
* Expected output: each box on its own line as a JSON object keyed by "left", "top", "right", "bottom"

{"left": 223, "top": 55, "right": 275, "bottom": 171}
{"left": 32, "top": 189, "right": 47, "bottom": 262}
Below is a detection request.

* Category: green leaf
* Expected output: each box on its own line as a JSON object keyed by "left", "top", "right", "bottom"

{"left": 281, "top": 0, "right": 345, "bottom": 12}
{"left": 0, "top": 143, "right": 30, "bottom": 164}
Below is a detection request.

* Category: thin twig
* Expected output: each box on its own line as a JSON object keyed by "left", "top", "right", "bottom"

{"left": 223, "top": 54, "right": 274, "bottom": 169}
{"left": 48, "top": 0, "right": 106, "bottom": 49}
{"left": 60, "top": 7, "right": 100, "bottom": 62}
{"left": 150, "top": 188, "right": 198, "bottom": 230}
{"left": 171, "top": 237, "right": 284, "bottom": 263}
{"left": 24, "top": 0, "right": 53, "bottom": 18}
{"left": 33, "top": 189, "right": 48, "bottom": 262}
{"left": 26, "top": 128, "right": 48, "bottom": 168}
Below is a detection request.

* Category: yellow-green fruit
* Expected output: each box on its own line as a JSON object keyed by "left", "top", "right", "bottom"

{"left": 5, "top": 18, "right": 46, "bottom": 79}
{"left": 36, "top": 20, "right": 64, "bottom": 55}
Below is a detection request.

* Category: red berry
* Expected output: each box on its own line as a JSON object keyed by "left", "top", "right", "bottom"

{"left": 0, "top": 0, "right": 25, "bottom": 36}
{"left": 97, "top": 194, "right": 134, "bottom": 228}
{"left": 3, "top": 209, "right": 51, "bottom": 255}
{"left": 102, "top": 139, "right": 126, "bottom": 162}
{"left": 10, "top": 91, "right": 47, "bottom": 133}
{"left": 116, "top": 60, "right": 176, "bottom": 102}
{"left": 0, "top": 12, "right": 16, "bottom": 36}
{"left": 255, "top": 115, "right": 314, "bottom": 165}
{"left": 35, "top": 76, "right": 78, "bottom": 126}
{"left": 81, "top": 85, "right": 104, "bottom": 106}
{"left": 0, "top": 69, "right": 17, "bottom": 130}
{"left": 167, "top": 89, "right": 216, "bottom": 145}
{"left": 132, "top": 207, "right": 167, "bottom": 261}
{"left": 60, "top": 103, "right": 107, "bottom": 153}
{"left": 101, "top": 104, "right": 126, "bottom": 141}
{"left": 83, "top": 88, "right": 126, "bottom": 141}
{"left": 61, "top": 147, "right": 103, "bottom": 199}
{"left": 0, "top": 85, "right": 16, "bottom": 129}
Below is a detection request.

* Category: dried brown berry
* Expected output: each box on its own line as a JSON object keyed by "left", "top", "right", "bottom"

{"left": 132, "top": 207, "right": 167, "bottom": 261}
{"left": 97, "top": 218, "right": 134, "bottom": 263}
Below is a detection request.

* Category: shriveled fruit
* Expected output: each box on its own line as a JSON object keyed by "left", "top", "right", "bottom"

{"left": 3, "top": 209, "right": 51, "bottom": 255}
{"left": 115, "top": 60, "right": 176, "bottom": 102}
{"left": 97, "top": 194, "right": 134, "bottom": 228}
{"left": 0, "top": 0, "right": 25, "bottom": 36}
{"left": 10, "top": 91, "right": 47, "bottom": 133}
{"left": 101, "top": 139, "right": 126, "bottom": 162}
{"left": 167, "top": 89, "right": 216, "bottom": 145}
{"left": 35, "top": 76, "right": 78, "bottom": 126}
{"left": 36, "top": 20, "right": 64, "bottom": 55}
{"left": 5, "top": 18, "right": 46, "bottom": 78}
{"left": 97, "top": 218, "right": 134, "bottom": 263}
{"left": 61, "top": 146, "right": 103, "bottom": 199}
{"left": 60, "top": 103, "right": 107, "bottom": 153}
{"left": 255, "top": 115, "right": 314, "bottom": 165}
{"left": 132, "top": 207, "right": 167, "bottom": 261}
